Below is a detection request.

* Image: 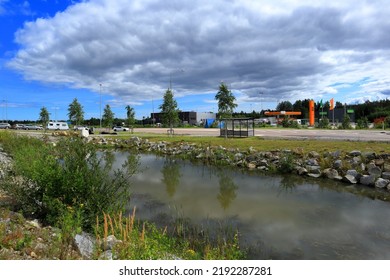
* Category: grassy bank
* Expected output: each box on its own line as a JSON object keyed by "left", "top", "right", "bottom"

{"left": 0, "top": 132, "right": 244, "bottom": 260}
{"left": 111, "top": 132, "right": 389, "bottom": 154}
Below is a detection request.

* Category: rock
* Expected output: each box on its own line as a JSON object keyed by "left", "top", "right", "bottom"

{"left": 383, "top": 163, "right": 390, "bottom": 172}
{"left": 368, "top": 166, "right": 382, "bottom": 177}
{"left": 382, "top": 172, "right": 390, "bottom": 180}
{"left": 246, "top": 154, "right": 258, "bottom": 162}
{"left": 375, "top": 159, "right": 385, "bottom": 167}
{"left": 308, "top": 151, "right": 320, "bottom": 158}
{"left": 27, "top": 219, "right": 40, "bottom": 228}
{"left": 331, "top": 150, "right": 341, "bottom": 158}
{"left": 349, "top": 150, "right": 361, "bottom": 157}
{"left": 375, "top": 178, "right": 389, "bottom": 189}
{"left": 308, "top": 173, "right": 321, "bottom": 178}
{"left": 234, "top": 153, "right": 244, "bottom": 161}
{"left": 362, "top": 152, "right": 376, "bottom": 161}
{"left": 306, "top": 158, "right": 319, "bottom": 166}
{"left": 74, "top": 232, "right": 95, "bottom": 259}
{"left": 258, "top": 159, "right": 269, "bottom": 167}
{"left": 346, "top": 169, "right": 359, "bottom": 178}
{"left": 257, "top": 166, "right": 268, "bottom": 171}
{"left": 359, "top": 175, "right": 376, "bottom": 186}
{"left": 102, "top": 235, "right": 122, "bottom": 251}
{"left": 323, "top": 168, "right": 340, "bottom": 179}
{"left": 247, "top": 162, "right": 257, "bottom": 170}
{"left": 343, "top": 174, "right": 357, "bottom": 184}
{"left": 306, "top": 165, "right": 321, "bottom": 174}
{"left": 297, "top": 167, "right": 308, "bottom": 175}
{"left": 99, "top": 250, "right": 113, "bottom": 260}
{"left": 333, "top": 159, "right": 343, "bottom": 169}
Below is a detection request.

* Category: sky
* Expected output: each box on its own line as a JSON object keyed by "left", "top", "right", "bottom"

{"left": 1, "top": 0, "right": 390, "bottom": 121}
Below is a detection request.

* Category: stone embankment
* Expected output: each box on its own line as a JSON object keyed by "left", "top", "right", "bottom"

{"left": 93, "top": 136, "right": 390, "bottom": 192}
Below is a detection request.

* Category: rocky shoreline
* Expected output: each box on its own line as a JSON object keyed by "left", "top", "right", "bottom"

{"left": 93, "top": 136, "right": 390, "bottom": 192}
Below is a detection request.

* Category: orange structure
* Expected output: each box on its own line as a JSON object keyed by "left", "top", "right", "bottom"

{"left": 264, "top": 111, "right": 302, "bottom": 116}
{"left": 309, "top": 100, "right": 315, "bottom": 126}
{"left": 264, "top": 111, "right": 302, "bottom": 125}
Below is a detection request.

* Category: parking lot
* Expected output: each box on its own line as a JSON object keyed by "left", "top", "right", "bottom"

{"left": 8, "top": 127, "right": 390, "bottom": 143}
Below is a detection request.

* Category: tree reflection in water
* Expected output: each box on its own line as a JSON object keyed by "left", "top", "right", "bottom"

{"left": 216, "top": 169, "right": 238, "bottom": 210}
{"left": 161, "top": 158, "right": 182, "bottom": 197}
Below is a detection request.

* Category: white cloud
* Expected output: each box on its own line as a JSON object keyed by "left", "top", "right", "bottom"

{"left": 7, "top": 0, "right": 390, "bottom": 105}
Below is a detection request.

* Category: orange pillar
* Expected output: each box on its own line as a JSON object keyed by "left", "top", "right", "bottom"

{"left": 309, "top": 100, "right": 315, "bottom": 126}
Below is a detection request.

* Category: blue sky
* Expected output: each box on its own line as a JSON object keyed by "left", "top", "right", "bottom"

{"left": 1, "top": 0, "right": 390, "bottom": 121}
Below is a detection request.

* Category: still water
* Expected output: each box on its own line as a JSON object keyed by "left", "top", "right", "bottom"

{"left": 112, "top": 152, "right": 390, "bottom": 259}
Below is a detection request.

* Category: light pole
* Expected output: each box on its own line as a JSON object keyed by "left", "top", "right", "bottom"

{"left": 152, "top": 98, "right": 155, "bottom": 127}
{"left": 259, "top": 91, "right": 263, "bottom": 116}
{"left": 99, "top": 83, "right": 102, "bottom": 128}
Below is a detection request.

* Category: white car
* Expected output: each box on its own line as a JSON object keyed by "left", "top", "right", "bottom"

{"left": 74, "top": 126, "right": 89, "bottom": 131}
{"left": 113, "top": 126, "right": 130, "bottom": 132}
{"left": 24, "top": 125, "right": 43, "bottom": 130}
{"left": 0, "top": 123, "right": 11, "bottom": 129}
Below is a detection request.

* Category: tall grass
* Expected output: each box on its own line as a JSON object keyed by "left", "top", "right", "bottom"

{"left": 94, "top": 208, "right": 245, "bottom": 260}
{"left": 0, "top": 132, "right": 137, "bottom": 230}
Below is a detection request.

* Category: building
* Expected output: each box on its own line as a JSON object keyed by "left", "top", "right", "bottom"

{"left": 151, "top": 111, "right": 216, "bottom": 126}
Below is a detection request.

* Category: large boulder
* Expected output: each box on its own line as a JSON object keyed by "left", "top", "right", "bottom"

{"left": 343, "top": 174, "right": 357, "bottom": 184}
{"left": 368, "top": 165, "right": 382, "bottom": 178}
{"left": 375, "top": 178, "right": 389, "bottom": 189}
{"left": 323, "top": 168, "right": 342, "bottom": 180}
{"left": 359, "top": 175, "right": 376, "bottom": 186}
{"left": 74, "top": 232, "right": 95, "bottom": 259}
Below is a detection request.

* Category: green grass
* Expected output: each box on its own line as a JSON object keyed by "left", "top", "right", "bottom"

{"left": 109, "top": 132, "right": 389, "bottom": 154}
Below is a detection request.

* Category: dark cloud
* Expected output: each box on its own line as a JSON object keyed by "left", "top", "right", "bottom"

{"left": 7, "top": 0, "right": 390, "bottom": 104}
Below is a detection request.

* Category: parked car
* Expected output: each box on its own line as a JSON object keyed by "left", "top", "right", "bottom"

{"left": 24, "top": 124, "right": 43, "bottom": 130}
{"left": 74, "top": 126, "right": 89, "bottom": 131}
{"left": 0, "top": 123, "right": 11, "bottom": 129}
{"left": 113, "top": 126, "right": 130, "bottom": 132}
{"left": 13, "top": 124, "right": 25, "bottom": 130}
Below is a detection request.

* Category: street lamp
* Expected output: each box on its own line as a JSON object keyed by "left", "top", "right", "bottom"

{"left": 99, "top": 83, "right": 102, "bottom": 128}
{"left": 259, "top": 91, "right": 264, "bottom": 115}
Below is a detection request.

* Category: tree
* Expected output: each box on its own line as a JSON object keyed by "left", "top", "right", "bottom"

{"left": 215, "top": 82, "right": 237, "bottom": 119}
{"left": 159, "top": 88, "right": 180, "bottom": 129}
{"left": 39, "top": 107, "right": 50, "bottom": 127}
{"left": 102, "top": 104, "right": 114, "bottom": 128}
{"left": 276, "top": 100, "right": 293, "bottom": 111}
{"left": 125, "top": 105, "right": 135, "bottom": 127}
{"left": 68, "top": 98, "right": 84, "bottom": 125}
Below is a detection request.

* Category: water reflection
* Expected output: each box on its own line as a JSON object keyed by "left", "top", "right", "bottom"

{"left": 161, "top": 159, "right": 182, "bottom": 197}
{"left": 110, "top": 152, "right": 390, "bottom": 259}
{"left": 216, "top": 170, "right": 238, "bottom": 210}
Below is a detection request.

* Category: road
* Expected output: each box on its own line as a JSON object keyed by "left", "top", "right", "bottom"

{"left": 131, "top": 127, "right": 390, "bottom": 142}
{"left": 12, "top": 127, "right": 390, "bottom": 142}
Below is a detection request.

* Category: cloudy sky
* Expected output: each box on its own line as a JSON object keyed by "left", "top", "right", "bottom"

{"left": 1, "top": 0, "right": 390, "bottom": 121}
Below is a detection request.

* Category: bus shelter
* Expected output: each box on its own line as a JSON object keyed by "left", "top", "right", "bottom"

{"left": 219, "top": 118, "right": 255, "bottom": 138}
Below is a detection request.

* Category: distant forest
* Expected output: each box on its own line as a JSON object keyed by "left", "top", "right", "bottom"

{"left": 233, "top": 99, "right": 390, "bottom": 123}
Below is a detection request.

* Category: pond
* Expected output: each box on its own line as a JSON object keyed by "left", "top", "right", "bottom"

{"left": 111, "top": 151, "right": 390, "bottom": 260}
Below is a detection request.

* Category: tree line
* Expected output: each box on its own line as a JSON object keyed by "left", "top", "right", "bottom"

{"left": 38, "top": 98, "right": 136, "bottom": 128}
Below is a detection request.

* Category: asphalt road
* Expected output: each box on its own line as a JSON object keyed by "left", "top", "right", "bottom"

{"left": 131, "top": 127, "right": 390, "bottom": 142}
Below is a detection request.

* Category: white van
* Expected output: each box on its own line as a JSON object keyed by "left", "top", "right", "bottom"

{"left": 47, "top": 121, "right": 69, "bottom": 130}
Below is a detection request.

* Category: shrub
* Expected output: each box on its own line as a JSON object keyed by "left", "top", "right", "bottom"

{"left": 317, "top": 117, "right": 330, "bottom": 129}
{"left": 356, "top": 117, "right": 369, "bottom": 129}
{"left": 1, "top": 133, "right": 138, "bottom": 230}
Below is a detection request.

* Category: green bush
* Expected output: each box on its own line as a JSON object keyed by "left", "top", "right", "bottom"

{"left": 0, "top": 133, "right": 138, "bottom": 230}
{"left": 356, "top": 117, "right": 369, "bottom": 129}
{"left": 317, "top": 117, "right": 330, "bottom": 129}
